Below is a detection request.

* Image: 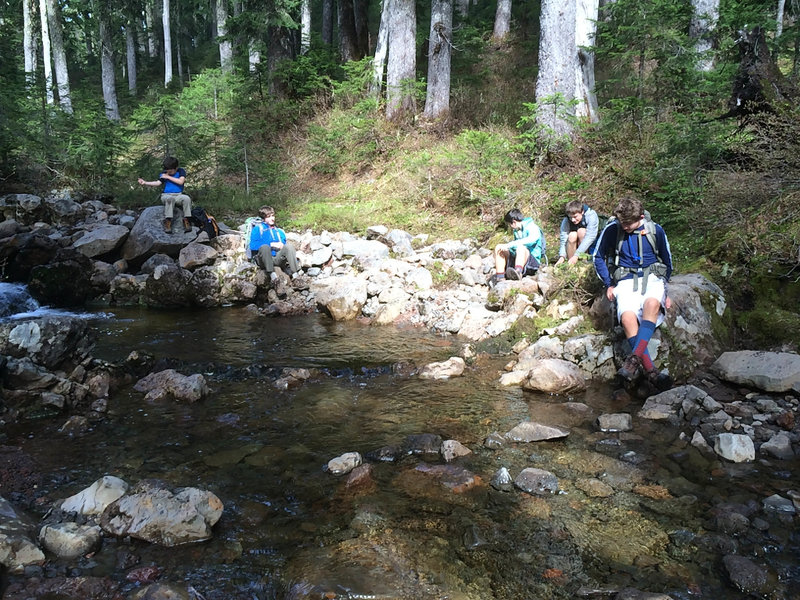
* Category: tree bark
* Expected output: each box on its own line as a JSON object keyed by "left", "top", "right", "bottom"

{"left": 163, "top": 0, "right": 173, "bottom": 85}
{"left": 338, "top": 0, "right": 361, "bottom": 61}
{"left": 424, "top": 0, "right": 452, "bottom": 120}
{"left": 301, "top": 0, "right": 311, "bottom": 54}
{"left": 575, "top": 0, "right": 598, "bottom": 122}
{"left": 44, "top": 0, "right": 72, "bottom": 113}
{"left": 217, "top": 0, "right": 233, "bottom": 72}
{"left": 370, "top": 0, "right": 390, "bottom": 96}
{"left": 690, "top": 0, "right": 719, "bottom": 71}
{"left": 23, "top": 0, "right": 37, "bottom": 82}
{"left": 126, "top": 22, "right": 137, "bottom": 94}
{"left": 455, "top": 0, "right": 468, "bottom": 18}
{"left": 385, "top": 0, "right": 416, "bottom": 120}
{"left": 354, "top": 0, "right": 370, "bottom": 55}
{"left": 146, "top": 0, "right": 157, "bottom": 57}
{"left": 776, "top": 0, "right": 786, "bottom": 38}
{"left": 535, "top": 0, "right": 576, "bottom": 138}
{"left": 268, "top": 26, "right": 296, "bottom": 97}
{"left": 99, "top": 5, "right": 121, "bottom": 121}
{"left": 322, "top": 0, "right": 334, "bottom": 46}
{"left": 492, "top": 0, "right": 511, "bottom": 42}
{"left": 38, "top": 0, "right": 54, "bottom": 104}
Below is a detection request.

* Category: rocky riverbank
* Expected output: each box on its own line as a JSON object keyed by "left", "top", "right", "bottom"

{"left": 2, "top": 190, "right": 800, "bottom": 599}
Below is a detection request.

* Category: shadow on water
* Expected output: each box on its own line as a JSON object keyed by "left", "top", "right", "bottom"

{"left": 4, "top": 306, "right": 800, "bottom": 599}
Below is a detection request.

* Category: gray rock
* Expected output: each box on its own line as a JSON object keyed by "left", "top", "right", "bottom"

{"left": 514, "top": 467, "right": 560, "bottom": 495}
{"left": 72, "top": 224, "right": 130, "bottom": 258}
{"left": 121, "top": 205, "right": 196, "bottom": 262}
{"left": 760, "top": 431, "right": 795, "bottom": 459}
{"left": 714, "top": 433, "right": 755, "bottom": 463}
{"left": 60, "top": 475, "right": 129, "bottom": 515}
{"left": 711, "top": 350, "right": 800, "bottom": 393}
{"left": 178, "top": 242, "right": 219, "bottom": 269}
{"left": 38, "top": 522, "right": 101, "bottom": 559}
{"left": 505, "top": 421, "right": 569, "bottom": 442}
{"left": 311, "top": 275, "right": 368, "bottom": 320}
{"left": 326, "top": 452, "right": 362, "bottom": 475}
{"left": 133, "top": 369, "right": 209, "bottom": 402}
{"left": 522, "top": 358, "right": 587, "bottom": 394}
{"left": 441, "top": 440, "right": 472, "bottom": 462}
{"left": 0, "top": 496, "right": 45, "bottom": 573}
{"left": 722, "top": 554, "right": 775, "bottom": 597}
{"left": 418, "top": 356, "right": 465, "bottom": 380}
{"left": 490, "top": 467, "right": 514, "bottom": 491}
{"left": 597, "top": 413, "right": 632, "bottom": 432}
{"left": 100, "top": 482, "right": 223, "bottom": 546}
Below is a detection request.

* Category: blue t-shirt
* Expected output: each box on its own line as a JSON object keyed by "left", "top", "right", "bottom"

{"left": 161, "top": 168, "right": 186, "bottom": 194}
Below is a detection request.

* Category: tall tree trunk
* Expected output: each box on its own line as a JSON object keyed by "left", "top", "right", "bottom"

{"left": 322, "top": 0, "right": 334, "bottom": 46}
{"left": 38, "top": 0, "right": 54, "bottom": 105}
{"left": 163, "top": 0, "right": 173, "bottom": 85}
{"left": 492, "top": 0, "right": 511, "bottom": 42}
{"left": 370, "top": 0, "right": 390, "bottom": 96}
{"left": 338, "top": 0, "right": 361, "bottom": 61}
{"left": 176, "top": 6, "right": 184, "bottom": 82}
{"left": 354, "top": 0, "right": 370, "bottom": 55}
{"left": 424, "top": 0, "right": 452, "bottom": 120}
{"left": 777, "top": 0, "right": 786, "bottom": 38}
{"left": 301, "top": 0, "right": 311, "bottom": 54}
{"left": 45, "top": 0, "right": 72, "bottom": 113}
{"left": 456, "top": 0, "right": 468, "bottom": 18}
{"left": 146, "top": 0, "right": 157, "bottom": 57}
{"left": 690, "top": 0, "right": 719, "bottom": 71}
{"left": 23, "top": 0, "right": 37, "bottom": 83}
{"left": 535, "top": 0, "right": 576, "bottom": 138}
{"left": 126, "top": 22, "right": 137, "bottom": 94}
{"left": 99, "top": 6, "right": 121, "bottom": 121}
{"left": 385, "top": 0, "right": 416, "bottom": 121}
{"left": 217, "top": 0, "right": 233, "bottom": 72}
{"left": 267, "top": 26, "right": 295, "bottom": 97}
{"left": 575, "top": 0, "right": 599, "bottom": 122}
{"left": 249, "top": 41, "right": 261, "bottom": 71}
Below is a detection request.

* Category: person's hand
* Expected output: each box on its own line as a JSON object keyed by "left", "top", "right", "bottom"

{"left": 606, "top": 286, "right": 616, "bottom": 302}
{"left": 665, "top": 296, "right": 672, "bottom": 310}
{"left": 555, "top": 257, "right": 565, "bottom": 267}
{"left": 137, "top": 178, "right": 145, "bottom": 185}
{"left": 567, "top": 255, "right": 579, "bottom": 266}
{"left": 271, "top": 242, "right": 284, "bottom": 250}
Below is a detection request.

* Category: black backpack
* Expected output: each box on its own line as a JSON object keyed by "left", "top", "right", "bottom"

{"left": 190, "top": 207, "right": 219, "bottom": 239}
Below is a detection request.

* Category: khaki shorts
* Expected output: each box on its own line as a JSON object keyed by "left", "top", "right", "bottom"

{"left": 613, "top": 274, "right": 666, "bottom": 326}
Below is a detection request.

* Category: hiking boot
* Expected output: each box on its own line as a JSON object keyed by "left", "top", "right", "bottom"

{"left": 617, "top": 353, "right": 642, "bottom": 382}
{"left": 647, "top": 369, "right": 673, "bottom": 392}
{"left": 163, "top": 218, "right": 172, "bottom": 233}
{"left": 487, "top": 273, "right": 504, "bottom": 288}
{"left": 505, "top": 267, "right": 522, "bottom": 280}
{"left": 183, "top": 217, "right": 192, "bottom": 232}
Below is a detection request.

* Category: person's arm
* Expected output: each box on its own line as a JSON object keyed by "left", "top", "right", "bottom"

{"left": 161, "top": 171, "right": 186, "bottom": 186}
{"left": 249, "top": 223, "right": 264, "bottom": 250}
{"left": 137, "top": 175, "right": 163, "bottom": 187}
{"left": 656, "top": 225, "right": 673, "bottom": 281}
{"left": 593, "top": 222, "right": 615, "bottom": 289}
{"left": 575, "top": 209, "right": 599, "bottom": 255}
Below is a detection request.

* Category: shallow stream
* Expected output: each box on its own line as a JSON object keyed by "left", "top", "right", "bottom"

{"left": 3, "top": 307, "right": 800, "bottom": 599}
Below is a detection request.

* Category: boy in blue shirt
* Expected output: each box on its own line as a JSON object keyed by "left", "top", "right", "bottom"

{"left": 137, "top": 156, "right": 192, "bottom": 233}
{"left": 249, "top": 206, "right": 299, "bottom": 281}
{"left": 593, "top": 195, "right": 673, "bottom": 388}
{"left": 489, "top": 208, "right": 545, "bottom": 286}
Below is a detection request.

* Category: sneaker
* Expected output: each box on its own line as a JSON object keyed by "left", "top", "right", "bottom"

{"left": 505, "top": 267, "right": 522, "bottom": 280}
{"left": 647, "top": 369, "right": 673, "bottom": 392}
{"left": 163, "top": 218, "right": 172, "bottom": 233}
{"left": 183, "top": 217, "right": 192, "bottom": 232}
{"left": 617, "top": 353, "right": 642, "bottom": 382}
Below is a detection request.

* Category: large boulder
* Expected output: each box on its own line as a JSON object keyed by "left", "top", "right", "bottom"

{"left": 72, "top": 224, "right": 130, "bottom": 258}
{"left": 100, "top": 481, "right": 223, "bottom": 546}
{"left": 28, "top": 248, "right": 95, "bottom": 307}
{"left": 142, "top": 264, "right": 193, "bottom": 307}
{"left": 311, "top": 275, "right": 368, "bottom": 321}
{"left": 133, "top": 369, "right": 209, "bottom": 402}
{"left": 0, "top": 315, "right": 95, "bottom": 370}
{"left": 0, "top": 232, "right": 59, "bottom": 282}
{"left": 0, "top": 496, "right": 46, "bottom": 573}
{"left": 121, "top": 206, "right": 197, "bottom": 264}
{"left": 522, "top": 358, "right": 588, "bottom": 394}
{"left": 711, "top": 351, "right": 800, "bottom": 393}
{"left": 60, "top": 476, "right": 129, "bottom": 515}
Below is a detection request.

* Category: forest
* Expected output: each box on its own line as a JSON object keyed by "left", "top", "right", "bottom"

{"left": 1, "top": 0, "right": 800, "bottom": 347}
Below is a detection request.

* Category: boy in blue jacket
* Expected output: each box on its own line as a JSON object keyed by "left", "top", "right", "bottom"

{"left": 593, "top": 195, "right": 673, "bottom": 388}
{"left": 489, "top": 208, "right": 545, "bottom": 286}
{"left": 249, "top": 206, "right": 299, "bottom": 281}
{"left": 137, "top": 156, "right": 192, "bottom": 233}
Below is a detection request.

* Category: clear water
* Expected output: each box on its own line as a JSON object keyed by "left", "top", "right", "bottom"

{"left": 4, "top": 307, "right": 800, "bottom": 599}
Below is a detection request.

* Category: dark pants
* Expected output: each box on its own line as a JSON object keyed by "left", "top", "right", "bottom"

{"left": 256, "top": 244, "right": 299, "bottom": 274}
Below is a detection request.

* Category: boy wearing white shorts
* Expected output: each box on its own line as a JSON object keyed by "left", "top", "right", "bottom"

{"left": 593, "top": 195, "right": 673, "bottom": 388}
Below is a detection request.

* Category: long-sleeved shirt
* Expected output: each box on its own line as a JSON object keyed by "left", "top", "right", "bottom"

{"left": 249, "top": 222, "right": 286, "bottom": 256}
{"left": 558, "top": 206, "right": 599, "bottom": 258}
{"left": 507, "top": 217, "right": 545, "bottom": 260}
